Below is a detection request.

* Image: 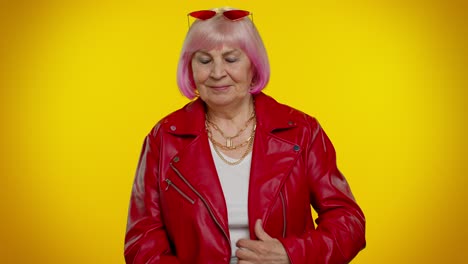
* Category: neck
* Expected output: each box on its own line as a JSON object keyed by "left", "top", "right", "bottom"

{"left": 206, "top": 96, "right": 254, "bottom": 123}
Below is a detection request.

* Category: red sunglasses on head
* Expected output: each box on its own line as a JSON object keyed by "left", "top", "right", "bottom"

{"left": 187, "top": 9, "right": 252, "bottom": 28}
{"left": 189, "top": 9, "right": 250, "bottom": 21}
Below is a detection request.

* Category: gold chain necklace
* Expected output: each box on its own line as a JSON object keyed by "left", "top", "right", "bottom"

{"left": 207, "top": 128, "right": 254, "bottom": 150}
{"left": 205, "top": 110, "right": 255, "bottom": 149}
{"left": 209, "top": 123, "right": 256, "bottom": 166}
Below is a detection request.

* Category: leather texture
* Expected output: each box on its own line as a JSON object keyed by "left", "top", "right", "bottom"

{"left": 125, "top": 93, "right": 366, "bottom": 264}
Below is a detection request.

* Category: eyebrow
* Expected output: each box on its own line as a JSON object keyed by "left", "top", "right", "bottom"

{"left": 222, "top": 49, "right": 240, "bottom": 56}
{"left": 196, "top": 49, "right": 240, "bottom": 56}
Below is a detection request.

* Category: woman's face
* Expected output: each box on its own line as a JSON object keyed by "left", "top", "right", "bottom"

{"left": 191, "top": 45, "right": 254, "bottom": 109}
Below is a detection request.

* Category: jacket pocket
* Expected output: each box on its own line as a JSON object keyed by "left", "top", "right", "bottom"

{"left": 164, "top": 179, "right": 195, "bottom": 204}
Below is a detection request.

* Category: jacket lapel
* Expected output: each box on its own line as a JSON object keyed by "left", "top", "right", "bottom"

{"left": 247, "top": 94, "right": 302, "bottom": 238}
{"left": 165, "top": 99, "right": 230, "bottom": 239}
{"left": 169, "top": 132, "right": 230, "bottom": 239}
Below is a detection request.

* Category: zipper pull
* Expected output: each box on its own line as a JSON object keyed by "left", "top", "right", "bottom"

{"left": 165, "top": 179, "right": 172, "bottom": 191}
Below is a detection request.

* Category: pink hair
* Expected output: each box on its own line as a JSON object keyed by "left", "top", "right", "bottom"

{"left": 176, "top": 9, "right": 270, "bottom": 99}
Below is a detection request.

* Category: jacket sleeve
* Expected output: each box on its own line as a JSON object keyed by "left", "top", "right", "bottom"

{"left": 124, "top": 128, "right": 181, "bottom": 264}
{"left": 280, "top": 120, "right": 366, "bottom": 264}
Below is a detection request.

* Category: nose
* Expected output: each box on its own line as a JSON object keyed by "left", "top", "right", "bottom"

{"left": 209, "top": 60, "right": 227, "bottom": 79}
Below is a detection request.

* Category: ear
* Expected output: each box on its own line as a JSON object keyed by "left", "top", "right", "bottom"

{"left": 250, "top": 73, "right": 258, "bottom": 90}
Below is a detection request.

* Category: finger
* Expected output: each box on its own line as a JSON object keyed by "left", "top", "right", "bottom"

{"left": 254, "top": 219, "right": 272, "bottom": 241}
{"left": 236, "top": 238, "right": 261, "bottom": 250}
{"left": 236, "top": 247, "right": 258, "bottom": 260}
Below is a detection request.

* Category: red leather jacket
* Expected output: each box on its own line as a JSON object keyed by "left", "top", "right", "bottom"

{"left": 125, "top": 93, "right": 366, "bottom": 264}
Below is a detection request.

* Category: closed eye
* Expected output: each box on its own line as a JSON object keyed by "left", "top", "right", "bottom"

{"left": 198, "top": 58, "right": 212, "bottom": 64}
{"left": 225, "top": 57, "right": 238, "bottom": 63}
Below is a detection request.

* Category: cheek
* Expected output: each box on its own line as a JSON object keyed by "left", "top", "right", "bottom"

{"left": 236, "top": 67, "right": 254, "bottom": 83}
{"left": 239, "top": 62, "right": 254, "bottom": 81}
{"left": 191, "top": 65, "right": 209, "bottom": 82}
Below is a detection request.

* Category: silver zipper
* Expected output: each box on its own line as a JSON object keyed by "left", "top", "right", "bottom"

{"left": 170, "top": 163, "right": 231, "bottom": 253}
{"left": 165, "top": 179, "right": 195, "bottom": 204}
{"left": 280, "top": 191, "right": 286, "bottom": 238}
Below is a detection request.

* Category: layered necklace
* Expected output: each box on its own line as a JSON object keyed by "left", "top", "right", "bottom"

{"left": 205, "top": 108, "right": 256, "bottom": 166}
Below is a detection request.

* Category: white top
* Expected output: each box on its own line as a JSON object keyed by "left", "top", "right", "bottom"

{"left": 209, "top": 141, "right": 251, "bottom": 263}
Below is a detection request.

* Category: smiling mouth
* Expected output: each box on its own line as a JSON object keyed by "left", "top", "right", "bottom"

{"left": 209, "top": 85, "right": 231, "bottom": 90}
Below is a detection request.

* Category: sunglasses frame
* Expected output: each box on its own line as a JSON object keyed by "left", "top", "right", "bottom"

{"left": 187, "top": 9, "right": 253, "bottom": 28}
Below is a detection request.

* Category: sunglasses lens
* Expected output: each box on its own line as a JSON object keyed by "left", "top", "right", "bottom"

{"left": 223, "top": 10, "right": 250, "bottom": 20}
{"left": 189, "top": 10, "right": 217, "bottom": 20}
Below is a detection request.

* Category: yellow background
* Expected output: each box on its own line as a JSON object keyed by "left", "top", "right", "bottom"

{"left": 1, "top": 0, "right": 467, "bottom": 263}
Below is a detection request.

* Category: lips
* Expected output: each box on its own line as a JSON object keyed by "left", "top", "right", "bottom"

{"left": 208, "top": 85, "right": 231, "bottom": 90}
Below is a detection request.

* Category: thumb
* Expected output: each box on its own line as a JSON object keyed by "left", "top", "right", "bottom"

{"left": 254, "top": 219, "right": 272, "bottom": 241}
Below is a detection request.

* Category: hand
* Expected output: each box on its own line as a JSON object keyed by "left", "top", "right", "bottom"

{"left": 235, "top": 219, "right": 290, "bottom": 264}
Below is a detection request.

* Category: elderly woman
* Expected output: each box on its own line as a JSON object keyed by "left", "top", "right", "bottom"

{"left": 125, "top": 7, "right": 365, "bottom": 264}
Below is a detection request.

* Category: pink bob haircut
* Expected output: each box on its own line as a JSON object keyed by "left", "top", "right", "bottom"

{"left": 176, "top": 8, "right": 270, "bottom": 100}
